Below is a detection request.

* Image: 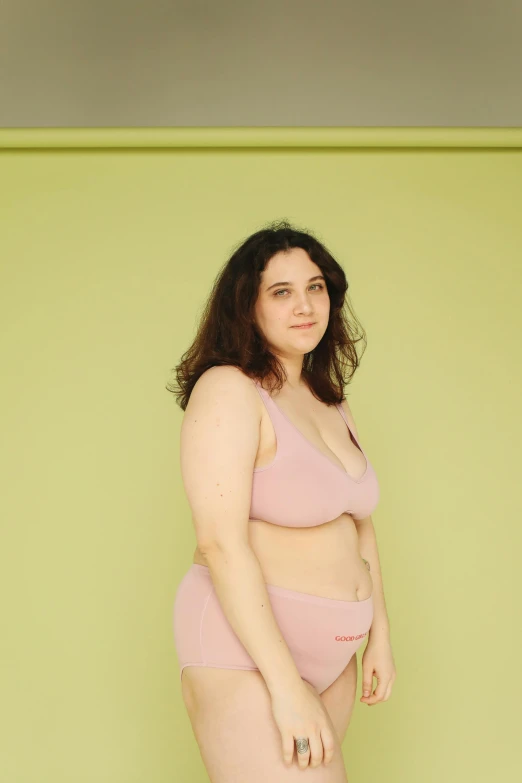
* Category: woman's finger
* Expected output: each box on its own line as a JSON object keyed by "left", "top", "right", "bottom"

{"left": 282, "top": 733, "right": 294, "bottom": 766}
{"left": 321, "top": 725, "right": 336, "bottom": 766}
{"left": 307, "top": 730, "right": 324, "bottom": 768}
{"left": 295, "top": 736, "right": 311, "bottom": 769}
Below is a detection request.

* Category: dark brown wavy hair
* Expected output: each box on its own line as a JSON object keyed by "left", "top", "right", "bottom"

{"left": 166, "top": 218, "right": 367, "bottom": 411}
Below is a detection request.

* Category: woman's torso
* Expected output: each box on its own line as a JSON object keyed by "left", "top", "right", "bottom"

{"left": 193, "top": 377, "right": 378, "bottom": 602}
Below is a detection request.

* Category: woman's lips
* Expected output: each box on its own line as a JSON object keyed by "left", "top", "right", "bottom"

{"left": 292, "top": 323, "right": 315, "bottom": 329}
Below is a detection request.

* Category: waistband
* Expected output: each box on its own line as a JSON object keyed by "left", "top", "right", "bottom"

{"left": 189, "top": 563, "right": 373, "bottom": 607}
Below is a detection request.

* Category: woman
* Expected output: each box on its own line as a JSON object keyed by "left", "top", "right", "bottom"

{"left": 169, "top": 220, "right": 396, "bottom": 782}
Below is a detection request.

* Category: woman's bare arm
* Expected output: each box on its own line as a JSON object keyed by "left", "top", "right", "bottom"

{"left": 180, "top": 365, "right": 304, "bottom": 695}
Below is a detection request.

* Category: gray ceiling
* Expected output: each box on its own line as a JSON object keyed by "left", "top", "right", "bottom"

{"left": 1, "top": 0, "right": 521, "bottom": 127}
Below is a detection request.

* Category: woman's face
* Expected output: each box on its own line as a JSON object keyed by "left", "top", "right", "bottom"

{"left": 254, "top": 247, "right": 330, "bottom": 356}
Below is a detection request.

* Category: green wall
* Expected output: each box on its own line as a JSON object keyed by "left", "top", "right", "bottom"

{"left": 1, "top": 129, "right": 521, "bottom": 782}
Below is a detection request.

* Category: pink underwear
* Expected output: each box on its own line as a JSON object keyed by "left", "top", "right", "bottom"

{"left": 173, "top": 563, "right": 373, "bottom": 695}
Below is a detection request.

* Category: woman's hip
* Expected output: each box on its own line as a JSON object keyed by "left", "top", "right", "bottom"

{"left": 173, "top": 563, "right": 373, "bottom": 693}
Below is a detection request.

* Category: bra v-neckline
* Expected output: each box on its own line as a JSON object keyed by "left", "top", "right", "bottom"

{"left": 263, "top": 389, "right": 369, "bottom": 484}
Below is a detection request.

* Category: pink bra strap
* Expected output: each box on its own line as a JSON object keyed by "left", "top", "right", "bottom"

{"left": 336, "top": 401, "right": 349, "bottom": 426}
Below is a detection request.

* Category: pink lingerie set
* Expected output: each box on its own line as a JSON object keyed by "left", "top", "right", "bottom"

{"left": 173, "top": 378, "right": 380, "bottom": 694}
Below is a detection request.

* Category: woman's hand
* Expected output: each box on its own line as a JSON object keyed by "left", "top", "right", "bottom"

{"left": 360, "top": 635, "right": 396, "bottom": 705}
{"left": 270, "top": 680, "right": 337, "bottom": 769}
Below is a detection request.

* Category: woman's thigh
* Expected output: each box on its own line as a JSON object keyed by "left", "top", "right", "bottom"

{"left": 319, "top": 652, "right": 358, "bottom": 745}
{"left": 181, "top": 666, "right": 349, "bottom": 783}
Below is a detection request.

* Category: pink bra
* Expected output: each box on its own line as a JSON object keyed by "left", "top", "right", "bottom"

{"left": 250, "top": 380, "right": 380, "bottom": 527}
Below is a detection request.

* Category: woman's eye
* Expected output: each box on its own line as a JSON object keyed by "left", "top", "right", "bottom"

{"left": 274, "top": 284, "right": 323, "bottom": 297}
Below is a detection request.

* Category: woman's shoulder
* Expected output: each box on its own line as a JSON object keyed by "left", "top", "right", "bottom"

{"left": 199, "top": 364, "right": 255, "bottom": 388}
{"left": 189, "top": 366, "right": 260, "bottom": 412}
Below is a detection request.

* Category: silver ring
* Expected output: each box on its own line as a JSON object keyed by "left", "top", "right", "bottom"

{"left": 295, "top": 737, "right": 309, "bottom": 754}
